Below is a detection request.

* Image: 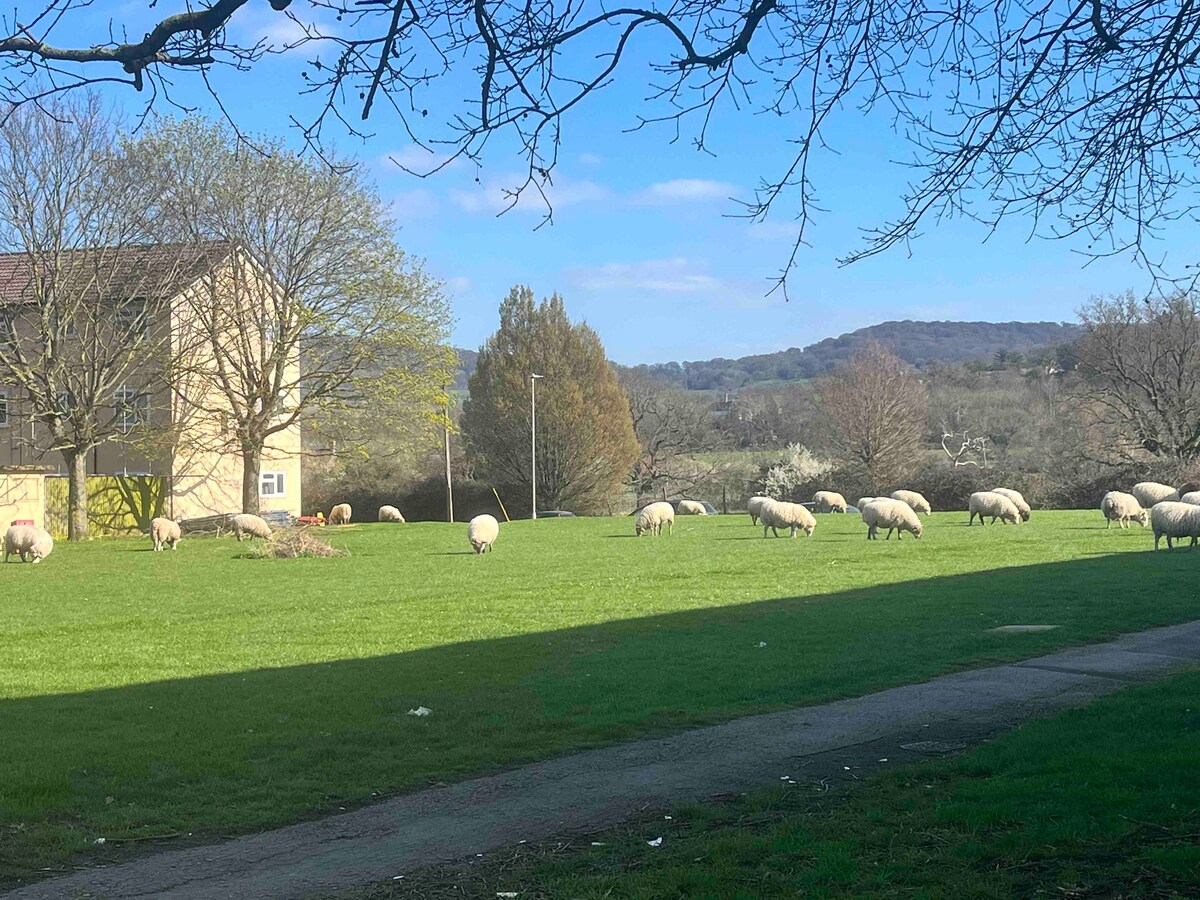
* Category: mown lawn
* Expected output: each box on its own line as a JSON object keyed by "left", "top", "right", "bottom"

{"left": 0, "top": 510, "right": 1194, "bottom": 882}
{"left": 390, "top": 669, "right": 1200, "bottom": 898}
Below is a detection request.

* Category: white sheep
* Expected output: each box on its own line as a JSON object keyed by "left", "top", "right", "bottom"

{"left": 150, "top": 517, "right": 182, "bottom": 551}
{"left": 968, "top": 491, "right": 1022, "bottom": 525}
{"left": 635, "top": 501, "right": 675, "bottom": 537}
{"left": 990, "top": 487, "right": 1031, "bottom": 521}
{"left": 760, "top": 499, "right": 816, "bottom": 538}
{"left": 1132, "top": 482, "right": 1179, "bottom": 509}
{"left": 889, "top": 489, "right": 932, "bottom": 516}
{"left": 862, "top": 498, "right": 923, "bottom": 540}
{"left": 677, "top": 499, "right": 709, "bottom": 516}
{"left": 328, "top": 503, "right": 353, "bottom": 525}
{"left": 378, "top": 505, "right": 406, "bottom": 523}
{"left": 1180, "top": 491, "right": 1200, "bottom": 506}
{"left": 468, "top": 514, "right": 500, "bottom": 553}
{"left": 3, "top": 524, "right": 53, "bottom": 563}
{"left": 1100, "top": 491, "right": 1148, "bottom": 529}
{"left": 231, "top": 513, "right": 272, "bottom": 542}
{"left": 747, "top": 496, "right": 770, "bottom": 526}
{"left": 1150, "top": 501, "right": 1200, "bottom": 550}
{"left": 856, "top": 497, "right": 879, "bottom": 510}
{"left": 812, "top": 491, "right": 848, "bottom": 513}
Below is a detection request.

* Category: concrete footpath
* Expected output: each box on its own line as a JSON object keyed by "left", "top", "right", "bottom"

{"left": 11, "top": 621, "right": 1200, "bottom": 899}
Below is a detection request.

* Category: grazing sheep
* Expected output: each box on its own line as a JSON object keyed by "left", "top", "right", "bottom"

{"left": 761, "top": 499, "right": 817, "bottom": 538}
{"left": 378, "top": 505, "right": 406, "bottom": 523}
{"left": 1150, "top": 501, "right": 1200, "bottom": 550}
{"left": 1132, "top": 482, "right": 1179, "bottom": 509}
{"left": 150, "top": 517, "right": 182, "bottom": 551}
{"left": 635, "top": 501, "right": 675, "bottom": 537}
{"left": 328, "top": 503, "right": 353, "bottom": 525}
{"left": 747, "top": 496, "right": 770, "bottom": 526}
{"left": 677, "top": 499, "right": 709, "bottom": 516}
{"left": 968, "top": 491, "right": 1022, "bottom": 525}
{"left": 3, "top": 524, "right": 53, "bottom": 563}
{"left": 231, "top": 513, "right": 272, "bottom": 542}
{"left": 1100, "top": 491, "right": 1149, "bottom": 529}
{"left": 862, "top": 498, "right": 923, "bottom": 540}
{"left": 1180, "top": 492, "right": 1200, "bottom": 506}
{"left": 812, "top": 491, "right": 848, "bottom": 513}
{"left": 990, "top": 487, "right": 1031, "bottom": 521}
{"left": 468, "top": 514, "right": 500, "bottom": 553}
{"left": 889, "top": 489, "right": 932, "bottom": 516}
{"left": 856, "top": 497, "right": 879, "bottom": 510}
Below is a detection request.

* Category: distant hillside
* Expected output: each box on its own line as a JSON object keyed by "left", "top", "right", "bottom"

{"left": 621, "top": 320, "right": 1082, "bottom": 391}
{"left": 452, "top": 348, "right": 479, "bottom": 391}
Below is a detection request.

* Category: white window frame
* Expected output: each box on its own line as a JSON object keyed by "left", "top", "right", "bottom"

{"left": 115, "top": 299, "right": 149, "bottom": 340}
{"left": 115, "top": 386, "right": 149, "bottom": 431}
{"left": 0, "top": 390, "right": 8, "bottom": 428}
{"left": 260, "top": 471, "right": 286, "bottom": 498}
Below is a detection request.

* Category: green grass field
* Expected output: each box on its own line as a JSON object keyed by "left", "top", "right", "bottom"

{"left": 0, "top": 510, "right": 1195, "bottom": 882}
{"left": 372, "top": 670, "right": 1200, "bottom": 898}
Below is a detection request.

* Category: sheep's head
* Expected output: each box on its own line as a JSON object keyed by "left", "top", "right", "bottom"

{"left": 802, "top": 523, "right": 815, "bottom": 537}
{"left": 911, "top": 522, "right": 923, "bottom": 539}
{"left": 1136, "top": 510, "right": 1150, "bottom": 528}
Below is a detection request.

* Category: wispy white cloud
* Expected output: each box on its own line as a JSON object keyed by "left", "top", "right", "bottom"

{"left": 445, "top": 276, "right": 473, "bottom": 296}
{"left": 565, "top": 258, "right": 722, "bottom": 294}
{"left": 381, "top": 144, "right": 463, "bottom": 175}
{"left": 449, "top": 173, "right": 610, "bottom": 215}
{"left": 578, "top": 152, "right": 604, "bottom": 166}
{"left": 565, "top": 257, "right": 778, "bottom": 310}
{"left": 228, "top": 6, "right": 315, "bottom": 51}
{"left": 389, "top": 188, "right": 438, "bottom": 222}
{"left": 633, "top": 179, "right": 737, "bottom": 205}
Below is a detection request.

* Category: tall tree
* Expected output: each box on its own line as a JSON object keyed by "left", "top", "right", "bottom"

{"left": 463, "top": 288, "right": 638, "bottom": 514}
{"left": 125, "top": 116, "right": 454, "bottom": 515}
{"left": 1074, "top": 292, "right": 1200, "bottom": 462}
{"left": 2, "top": 2, "right": 1197, "bottom": 287}
{"left": 817, "top": 342, "right": 928, "bottom": 488}
{"left": 623, "top": 374, "right": 721, "bottom": 501}
{"left": 0, "top": 93, "right": 186, "bottom": 540}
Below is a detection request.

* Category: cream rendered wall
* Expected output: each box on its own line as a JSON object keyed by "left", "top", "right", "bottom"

{"left": 166, "top": 251, "right": 303, "bottom": 519}
{"left": 0, "top": 472, "right": 45, "bottom": 529}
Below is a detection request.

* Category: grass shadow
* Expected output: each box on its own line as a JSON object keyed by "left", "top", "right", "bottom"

{"left": 2, "top": 551, "right": 1198, "bottom": 886}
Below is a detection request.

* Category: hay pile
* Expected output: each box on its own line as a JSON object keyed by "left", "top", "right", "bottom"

{"left": 245, "top": 529, "right": 345, "bottom": 559}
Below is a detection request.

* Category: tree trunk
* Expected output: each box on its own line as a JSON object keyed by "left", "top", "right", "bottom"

{"left": 64, "top": 449, "right": 89, "bottom": 541}
{"left": 241, "top": 443, "right": 262, "bottom": 516}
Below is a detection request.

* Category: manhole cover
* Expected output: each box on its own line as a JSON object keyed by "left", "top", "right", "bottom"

{"left": 990, "top": 624, "right": 1060, "bottom": 633}
{"left": 900, "top": 740, "right": 967, "bottom": 753}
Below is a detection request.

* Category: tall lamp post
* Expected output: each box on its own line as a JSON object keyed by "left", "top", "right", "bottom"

{"left": 531, "top": 373, "right": 544, "bottom": 519}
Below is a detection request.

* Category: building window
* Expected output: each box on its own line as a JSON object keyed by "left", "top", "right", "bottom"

{"left": 0, "top": 310, "right": 14, "bottom": 349}
{"left": 260, "top": 471, "right": 286, "bottom": 498}
{"left": 115, "top": 386, "right": 149, "bottom": 431}
{"left": 0, "top": 390, "right": 8, "bottom": 427}
{"left": 115, "top": 300, "right": 149, "bottom": 339}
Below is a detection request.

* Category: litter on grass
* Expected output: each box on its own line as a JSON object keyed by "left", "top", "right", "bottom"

{"left": 407, "top": 707, "right": 432, "bottom": 717}
{"left": 647, "top": 837, "right": 663, "bottom": 847}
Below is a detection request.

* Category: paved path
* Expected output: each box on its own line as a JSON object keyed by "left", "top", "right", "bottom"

{"left": 11, "top": 621, "right": 1200, "bottom": 900}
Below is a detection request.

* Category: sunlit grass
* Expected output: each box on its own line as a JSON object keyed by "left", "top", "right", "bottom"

{"left": 0, "top": 510, "right": 1192, "bottom": 881}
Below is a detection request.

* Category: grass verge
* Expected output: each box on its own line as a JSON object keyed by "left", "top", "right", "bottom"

{"left": 361, "top": 670, "right": 1200, "bottom": 898}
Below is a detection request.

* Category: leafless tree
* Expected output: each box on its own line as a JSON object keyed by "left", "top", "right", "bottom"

{"left": 1074, "top": 291, "right": 1200, "bottom": 462}
{"left": 0, "top": 93, "right": 190, "bottom": 540}
{"left": 940, "top": 432, "right": 989, "bottom": 468}
{"left": 125, "top": 116, "right": 454, "bottom": 515}
{"left": 817, "top": 342, "right": 928, "bottom": 487}
{"left": 0, "top": 1, "right": 1197, "bottom": 290}
{"left": 623, "top": 375, "right": 721, "bottom": 499}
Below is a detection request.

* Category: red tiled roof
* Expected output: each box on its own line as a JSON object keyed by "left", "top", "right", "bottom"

{"left": 0, "top": 240, "right": 233, "bottom": 306}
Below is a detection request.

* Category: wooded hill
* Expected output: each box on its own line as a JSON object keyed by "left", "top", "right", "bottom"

{"left": 454, "top": 320, "right": 1081, "bottom": 392}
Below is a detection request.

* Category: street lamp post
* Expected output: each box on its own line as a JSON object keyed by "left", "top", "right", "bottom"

{"left": 531, "top": 373, "right": 544, "bottom": 519}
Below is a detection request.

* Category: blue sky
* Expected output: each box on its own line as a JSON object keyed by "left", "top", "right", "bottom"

{"left": 37, "top": 2, "right": 1188, "bottom": 365}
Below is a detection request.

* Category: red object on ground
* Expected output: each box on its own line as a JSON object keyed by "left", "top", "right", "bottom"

{"left": 10, "top": 519, "right": 34, "bottom": 527}
{"left": 295, "top": 516, "right": 326, "bottom": 526}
